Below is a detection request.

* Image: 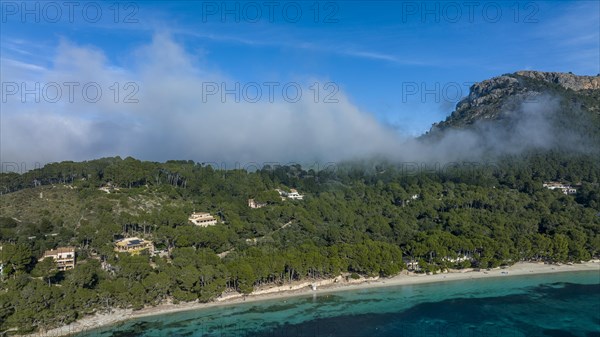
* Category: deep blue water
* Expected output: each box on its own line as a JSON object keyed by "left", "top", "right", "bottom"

{"left": 75, "top": 271, "right": 600, "bottom": 337}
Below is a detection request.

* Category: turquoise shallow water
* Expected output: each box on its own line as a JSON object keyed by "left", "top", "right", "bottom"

{"left": 76, "top": 271, "right": 600, "bottom": 337}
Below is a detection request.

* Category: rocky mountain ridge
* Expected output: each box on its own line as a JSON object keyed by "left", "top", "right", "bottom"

{"left": 429, "top": 71, "right": 600, "bottom": 132}
{"left": 515, "top": 71, "right": 600, "bottom": 91}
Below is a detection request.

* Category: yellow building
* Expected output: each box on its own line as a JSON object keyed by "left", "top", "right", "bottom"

{"left": 40, "top": 247, "right": 76, "bottom": 271}
{"left": 189, "top": 212, "right": 218, "bottom": 227}
{"left": 114, "top": 237, "right": 153, "bottom": 255}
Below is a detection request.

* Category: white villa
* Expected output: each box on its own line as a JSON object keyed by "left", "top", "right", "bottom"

{"left": 404, "top": 258, "right": 420, "bottom": 271}
{"left": 276, "top": 188, "right": 304, "bottom": 200}
{"left": 189, "top": 212, "right": 218, "bottom": 226}
{"left": 287, "top": 189, "right": 304, "bottom": 200}
{"left": 40, "top": 247, "right": 76, "bottom": 271}
{"left": 543, "top": 182, "right": 577, "bottom": 195}
{"left": 442, "top": 255, "right": 473, "bottom": 263}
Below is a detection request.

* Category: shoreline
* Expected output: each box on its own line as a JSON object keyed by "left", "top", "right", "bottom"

{"left": 27, "top": 260, "right": 600, "bottom": 337}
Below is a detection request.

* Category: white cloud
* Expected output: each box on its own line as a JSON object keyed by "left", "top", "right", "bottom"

{"left": 1, "top": 33, "right": 404, "bottom": 167}
{"left": 2, "top": 32, "right": 592, "bottom": 171}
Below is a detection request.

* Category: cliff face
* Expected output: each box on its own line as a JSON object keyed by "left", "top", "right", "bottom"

{"left": 430, "top": 71, "right": 600, "bottom": 132}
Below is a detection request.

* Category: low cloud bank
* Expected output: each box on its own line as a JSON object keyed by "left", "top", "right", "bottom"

{"left": 1, "top": 34, "right": 593, "bottom": 172}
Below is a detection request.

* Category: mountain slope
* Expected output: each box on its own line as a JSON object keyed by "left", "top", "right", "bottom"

{"left": 419, "top": 71, "right": 600, "bottom": 160}
{"left": 429, "top": 71, "right": 600, "bottom": 133}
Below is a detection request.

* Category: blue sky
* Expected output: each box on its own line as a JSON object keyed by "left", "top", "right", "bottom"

{"left": 1, "top": 1, "right": 599, "bottom": 165}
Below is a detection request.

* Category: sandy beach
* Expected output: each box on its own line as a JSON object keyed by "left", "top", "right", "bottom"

{"left": 26, "top": 260, "right": 600, "bottom": 337}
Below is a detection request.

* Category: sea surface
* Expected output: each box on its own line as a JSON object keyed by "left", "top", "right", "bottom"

{"left": 76, "top": 271, "right": 600, "bottom": 337}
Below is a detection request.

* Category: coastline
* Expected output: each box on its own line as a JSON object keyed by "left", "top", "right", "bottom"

{"left": 27, "top": 260, "right": 600, "bottom": 337}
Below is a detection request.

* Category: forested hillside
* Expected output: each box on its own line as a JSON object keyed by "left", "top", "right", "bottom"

{"left": 1, "top": 71, "right": 599, "bottom": 335}
{"left": 1, "top": 152, "right": 599, "bottom": 334}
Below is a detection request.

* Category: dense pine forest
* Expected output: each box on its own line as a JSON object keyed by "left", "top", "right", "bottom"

{"left": 1, "top": 152, "right": 599, "bottom": 334}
